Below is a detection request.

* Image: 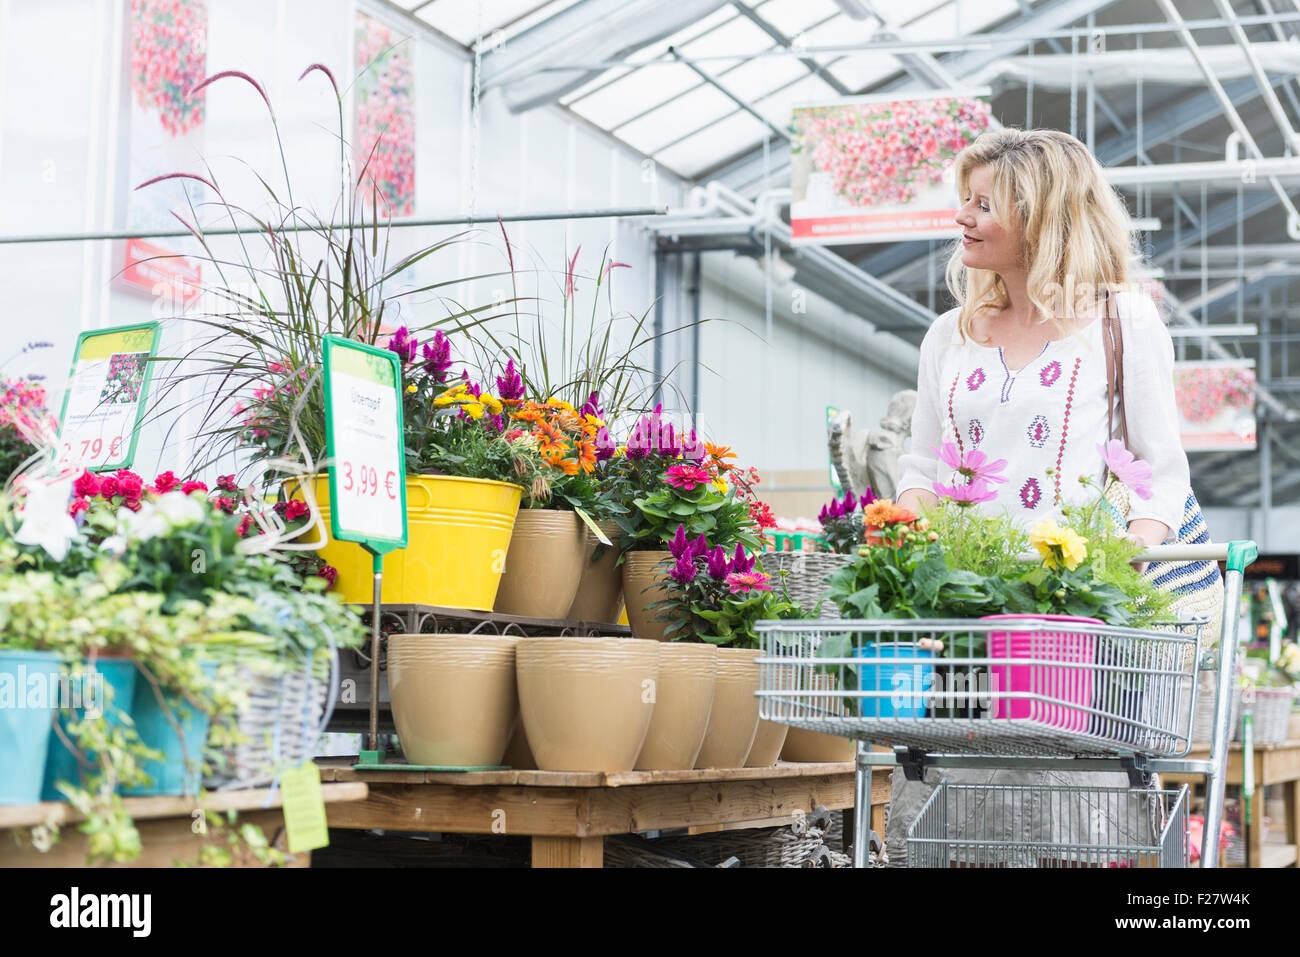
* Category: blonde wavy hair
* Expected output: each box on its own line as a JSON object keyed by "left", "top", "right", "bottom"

{"left": 945, "top": 128, "right": 1138, "bottom": 342}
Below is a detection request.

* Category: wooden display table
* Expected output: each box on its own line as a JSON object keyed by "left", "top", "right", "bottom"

{"left": 319, "top": 759, "right": 888, "bottom": 868}
{"left": 0, "top": 782, "right": 369, "bottom": 868}
{"left": 1162, "top": 739, "right": 1300, "bottom": 868}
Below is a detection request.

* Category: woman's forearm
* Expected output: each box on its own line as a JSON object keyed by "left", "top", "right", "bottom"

{"left": 1126, "top": 517, "right": 1169, "bottom": 548}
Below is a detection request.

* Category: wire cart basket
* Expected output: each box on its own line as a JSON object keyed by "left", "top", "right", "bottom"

{"left": 756, "top": 541, "right": 1257, "bottom": 869}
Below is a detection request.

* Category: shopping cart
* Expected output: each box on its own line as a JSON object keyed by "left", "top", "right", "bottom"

{"left": 755, "top": 540, "right": 1256, "bottom": 869}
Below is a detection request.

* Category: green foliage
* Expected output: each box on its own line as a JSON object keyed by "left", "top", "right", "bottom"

{"left": 611, "top": 459, "right": 761, "bottom": 558}
{"left": 650, "top": 553, "right": 806, "bottom": 650}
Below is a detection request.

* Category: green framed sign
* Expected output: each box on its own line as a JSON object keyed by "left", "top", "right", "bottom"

{"left": 55, "top": 321, "right": 161, "bottom": 472}
{"left": 322, "top": 335, "right": 408, "bottom": 555}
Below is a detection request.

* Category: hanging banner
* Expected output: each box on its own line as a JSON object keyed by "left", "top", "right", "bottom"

{"left": 56, "top": 322, "right": 162, "bottom": 472}
{"left": 790, "top": 89, "right": 993, "bottom": 245}
{"left": 120, "top": 0, "right": 208, "bottom": 306}
{"left": 1174, "top": 360, "right": 1257, "bottom": 451}
{"left": 355, "top": 12, "right": 416, "bottom": 217}
{"left": 322, "top": 336, "right": 408, "bottom": 552}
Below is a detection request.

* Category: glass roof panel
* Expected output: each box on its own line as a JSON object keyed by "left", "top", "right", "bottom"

{"left": 750, "top": 0, "right": 845, "bottom": 38}
{"left": 624, "top": 6, "right": 739, "bottom": 64}
{"left": 616, "top": 84, "right": 740, "bottom": 155}
{"left": 416, "top": 0, "right": 578, "bottom": 47}
{"left": 654, "top": 111, "right": 772, "bottom": 178}
{"left": 558, "top": 66, "right": 635, "bottom": 106}
{"left": 827, "top": 52, "right": 904, "bottom": 92}
{"left": 716, "top": 50, "right": 814, "bottom": 104}
{"left": 673, "top": 14, "right": 774, "bottom": 61}
{"left": 567, "top": 64, "right": 702, "bottom": 130}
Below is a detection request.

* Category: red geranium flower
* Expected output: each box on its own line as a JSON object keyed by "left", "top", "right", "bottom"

{"left": 99, "top": 476, "right": 120, "bottom": 499}
{"left": 152, "top": 470, "right": 179, "bottom": 494}
{"left": 73, "top": 471, "right": 100, "bottom": 498}
{"left": 216, "top": 474, "right": 239, "bottom": 493}
{"left": 284, "top": 500, "right": 310, "bottom": 522}
{"left": 181, "top": 480, "right": 208, "bottom": 495}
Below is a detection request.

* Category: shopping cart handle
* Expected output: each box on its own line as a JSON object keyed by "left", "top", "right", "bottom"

{"left": 1017, "top": 540, "right": 1257, "bottom": 567}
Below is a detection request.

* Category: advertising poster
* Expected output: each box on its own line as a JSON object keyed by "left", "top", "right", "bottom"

{"left": 1173, "top": 360, "right": 1257, "bottom": 451}
{"left": 121, "top": 0, "right": 208, "bottom": 306}
{"left": 355, "top": 12, "right": 415, "bottom": 218}
{"left": 790, "top": 90, "right": 993, "bottom": 245}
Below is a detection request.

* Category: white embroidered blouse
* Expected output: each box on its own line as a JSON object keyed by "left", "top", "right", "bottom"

{"left": 895, "top": 292, "right": 1191, "bottom": 538}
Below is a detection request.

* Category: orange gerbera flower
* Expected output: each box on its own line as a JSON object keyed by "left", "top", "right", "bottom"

{"left": 862, "top": 499, "right": 918, "bottom": 529}
{"left": 560, "top": 459, "right": 580, "bottom": 476}
{"left": 577, "top": 439, "right": 597, "bottom": 474}
{"left": 512, "top": 407, "right": 543, "bottom": 424}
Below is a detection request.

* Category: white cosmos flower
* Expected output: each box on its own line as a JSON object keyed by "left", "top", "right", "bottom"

{"left": 13, "top": 476, "right": 78, "bottom": 562}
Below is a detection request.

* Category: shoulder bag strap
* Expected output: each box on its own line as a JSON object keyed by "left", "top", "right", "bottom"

{"left": 1102, "top": 293, "right": 1130, "bottom": 448}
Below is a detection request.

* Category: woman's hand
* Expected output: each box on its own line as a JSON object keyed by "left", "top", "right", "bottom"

{"left": 1125, "top": 518, "right": 1170, "bottom": 574}
{"left": 897, "top": 488, "right": 939, "bottom": 513}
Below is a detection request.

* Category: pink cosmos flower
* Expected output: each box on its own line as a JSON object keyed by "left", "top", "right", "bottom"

{"left": 932, "top": 477, "right": 998, "bottom": 507}
{"left": 1098, "top": 440, "right": 1153, "bottom": 500}
{"left": 664, "top": 464, "right": 711, "bottom": 491}
{"left": 725, "top": 571, "right": 772, "bottom": 594}
{"left": 937, "top": 440, "right": 1008, "bottom": 484}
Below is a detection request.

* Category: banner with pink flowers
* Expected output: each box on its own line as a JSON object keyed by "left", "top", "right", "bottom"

{"left": 122, "top": 0, "right": 208, "bottom": 305}
{"left": 354, "top": 13, "right": 415, "bottom": 217}
{"left": 790, "top": 90, "right": 993, "bottom": 245}
{"left": 1173, "top": 360, "right": 1257, "bottom": 451}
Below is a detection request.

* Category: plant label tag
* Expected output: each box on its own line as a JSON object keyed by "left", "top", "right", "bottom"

{"left": 56, "top": 322, "right": 161, "bottom": 472}
{"left": 281, "top": 761, "right": 329, "bottom": 854}
{"left": 322, "top": 336, "right": 408, "bottom": 553}
{"left": 574, "top": 506, "right": 612, "bottom": 546}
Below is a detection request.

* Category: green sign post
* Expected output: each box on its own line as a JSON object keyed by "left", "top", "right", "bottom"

{"left": 321, "top": 335, "right": 408, "bottom": 763}
{"left": 56, "top": 321, "right": 161, "bottom": 472}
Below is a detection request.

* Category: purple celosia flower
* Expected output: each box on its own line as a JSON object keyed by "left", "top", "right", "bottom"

{"left": 658, "top": 422, "right": 681, "bottom": 458}
{"left": 668, "top": 524, "right": 691, "bottom": 560}
{"left": 580, "top": 391, "right": 604, "bottom": 419}
{"left": 729, "top": 542, "right": 755, "bottom": 575}
{"left": 706, "top": 546, "right": 730, "bottom": 580}
{"left": 495, "top": 359, "right": 525, "bottom": 403}
{"left": 689, "top": 534, "right": 710, "bottom": 561}
{"left": 844, "top": 490, "right": 857, "bottom": 512}
{"left": 670, "top": 554, "right": 697, "bottom": 586}
{"left": 421, "top": 330, "right": 452, "bottom": 381}
{"left": 594, "top": 426, "right": 615, "bottom": 461}
{"left": 681, "top": 430, "right": 706, "bottom": 463}
{"left": 386, "top": 326, "right": 418, "bottom": 365}
{"left": 626, "top": 416, "right": 653, "bottom": 460}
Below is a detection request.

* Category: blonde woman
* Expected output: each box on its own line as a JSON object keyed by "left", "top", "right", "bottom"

{"left": 887, "top": 128, "right": 1191, "bottom": 866}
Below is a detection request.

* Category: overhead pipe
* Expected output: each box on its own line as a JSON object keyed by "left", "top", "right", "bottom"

{"left": 1211, "top": 0, "right": 1300, "bottom": 155}
{"left": 1156, "top": 0, "right": 1300, "bottom": 240}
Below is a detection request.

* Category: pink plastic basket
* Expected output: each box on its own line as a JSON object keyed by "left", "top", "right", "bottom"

{"left": 984, "top": 615, "right": 1100, "bottom": 732}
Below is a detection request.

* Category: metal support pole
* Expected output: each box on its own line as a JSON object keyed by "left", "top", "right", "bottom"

{"left": 1202, "top": 554, "right": 1253, "bottom": 868}
{"left": 853, "top": 741, "right": 873, "bottom": 868}
{"left": 368, "top": 560, "right": 383, "bottom": 755}
{"left": 1212, "top": 0, "right": 1300, "bottom": 153}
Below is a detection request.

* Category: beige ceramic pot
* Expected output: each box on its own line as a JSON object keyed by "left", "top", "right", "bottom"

{"left": 695, "top": 648, "right": 761, "bottom": 769}
{"left": 780, "top": 671, "right": 855, "bottom": 762}
{"left": 634, "top": 642, "right": 717, "bottom": 770}
{"left": 745, "top": 718, "right": 791, "bottom": 768}
{"left": 494, "top": 509, "right": 588, "bottom": 619}
{"left": 566, "top": 522, "right": 625, "bottom": 623}
{"left": 502, "top": 724, "right": 536, "bottom": 770}
{"left": 516, "top": 637, "right": 660, "bottom": 772}
{"left": 622, "top": 550, "right": 674, "bottom": 641}
{"left": 388, "top": 634, "right": 519, "bottom": 767}
{"left": 781, "top": 728, "right": 856, "bottom": 763}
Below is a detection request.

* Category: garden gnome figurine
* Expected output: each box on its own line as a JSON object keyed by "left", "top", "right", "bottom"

{"left": 827, "top": 390, "right": 917, "bottom": 501}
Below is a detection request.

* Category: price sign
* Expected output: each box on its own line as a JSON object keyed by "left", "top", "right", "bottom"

{"left": 56, "top": 322, "right": 161, "bottom": 472}
{"left": 322, "top": 335, "right": 407, "bottom": 553}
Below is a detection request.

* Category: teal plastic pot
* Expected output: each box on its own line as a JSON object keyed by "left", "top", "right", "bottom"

{"left": 123, "top": 662, "right": 218, "bottom": 797}
{"left": 41, "top": 658, "right": 139, "bottom": 801}
{"left": 0, "top": 649, "right": 62, "bottom": 805}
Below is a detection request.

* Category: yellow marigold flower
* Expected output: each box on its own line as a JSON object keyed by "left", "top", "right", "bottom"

{"left": 1029, "top": 520, "right": 1089, "bottom": 571}
{"left": 461, "top": 401, "right": 485, "bottom": 420}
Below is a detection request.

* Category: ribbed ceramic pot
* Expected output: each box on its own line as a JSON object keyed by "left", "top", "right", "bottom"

{"left": 695, "top": 648, "right": 761, "bottom": 769}
{"left": 566, "top": 522, "right": 625, "bottom": 624}
{"left": 494, "top": 509, "right": 588, "bottom": 619}
{"left": 780, "top": 672, "right": 855, "bottom": 762}
{"left": 745, "top": 718, "right": 791, "bottom": 768}
{"left": 388, "top": 635, "right": 519, "bottom": 767}
{"left": 634, "top": 642, "right": 717, "bottom": 770}
{"left": 622, "top": 550, "right": 674, "bottom": 641}
{"left": 516, "top": 637, "right": 660, "bottom": 772}
{"left": 502, "top": 723, "right": 536, "bottom": 770}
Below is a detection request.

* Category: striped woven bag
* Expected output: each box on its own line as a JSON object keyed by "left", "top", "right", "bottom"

{"left": 1103, "top": 303, "right": 1224, "bottom": 647}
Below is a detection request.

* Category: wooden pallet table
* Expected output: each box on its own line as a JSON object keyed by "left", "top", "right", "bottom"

{"left": 318, "top": 759, "right": 889, "bottom": 868}
{"left": 1162, "top": 738, "right": 1300, "bottom": 868}
{"left": 0, "top": 782, "right": 368, "bottom": 868}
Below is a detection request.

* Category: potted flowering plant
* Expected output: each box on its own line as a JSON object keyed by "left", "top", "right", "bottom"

{"left": 645, "top": 525, "right": 804, "bottom": 769}
{"left": 0, "top": 378, "right": 57, "bottom": 482}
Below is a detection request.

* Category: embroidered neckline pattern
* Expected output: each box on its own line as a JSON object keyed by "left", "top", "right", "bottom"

{"left": 1052, "top": 358, "right": 1083, "bottom": 505}
{"left": 997, "top": 342, "right": 1050, "bottom": 405}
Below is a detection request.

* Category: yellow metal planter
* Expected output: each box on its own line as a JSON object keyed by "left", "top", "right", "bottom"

{"left": 287, "top": 474, "right": 522, "bottom": 609}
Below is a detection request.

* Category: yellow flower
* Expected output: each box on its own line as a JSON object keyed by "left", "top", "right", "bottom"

{"left": 406, "top": 383, "right": 417, "bottom": 394}
{"left": 1029, "top": 520, "right": 1088, "bottom": 571}
{"left": 713, "top": 477, "right": 728, "bottom": 494}
{"left": 461, "top": 401, "right": 485, "bottom": 420}
{"left": 481, "top": 394, "right": 504, "bottom": 416}
{"left": 615, "top": 445, "right": 627, "bottom": 458}
{"left": 433, "top": 383, "right": 468, "bottom": 407}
